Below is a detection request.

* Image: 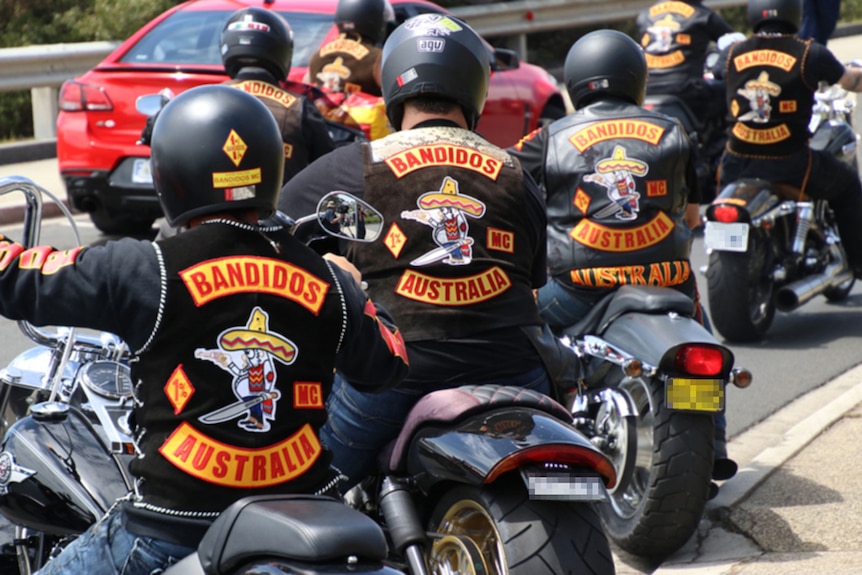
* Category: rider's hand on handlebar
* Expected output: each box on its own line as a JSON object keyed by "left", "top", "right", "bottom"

{"left": 324, "top": 253, "right": 364, "bottom": 287}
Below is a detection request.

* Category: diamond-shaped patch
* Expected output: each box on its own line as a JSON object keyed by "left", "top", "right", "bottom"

{"left": 222, "top": 130, "right": 248, "bottom": 167}
{"left": 385, "top": 222, "right": 407, "bottom": 258}
{"left": 164, "top": 365, "right": 195, "bottom": 415}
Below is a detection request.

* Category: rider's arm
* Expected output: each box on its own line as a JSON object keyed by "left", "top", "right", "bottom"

{"left": 300, "top": 97, "right": 336, "bottom": 161}
{"left": 0, "top": 235, "right": 160, "bottom": 349}
{"left": 278, "top": 143, "right": 365, "bottom": 218}
{"left": 839, "top": 66, "right": 862, "bottom": 93}
{"left": 328, "top": 262, "right": 408, "bottom": 392}
{"left": 523, "top": 170, "right": 549, "bottom": 288}
{"left": 508, "top": 126, "right": 550, "bottom": 193}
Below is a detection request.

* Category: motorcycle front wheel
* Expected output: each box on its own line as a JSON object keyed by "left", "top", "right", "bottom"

{"left": 598, "top": 377, "right": 714, "bottom": 561}
{"left": 706, "top": 227, "right": 776, "bottom": 342}
{"left": 428, "top": 474, "right": 615, "bottom": 575}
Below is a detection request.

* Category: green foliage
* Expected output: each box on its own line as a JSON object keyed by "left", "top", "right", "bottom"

{"left": 3, "top": 0, "right": 862, "bottom": 141}
{"left": 0, "top": 0, "right": 182, "bottom": 140}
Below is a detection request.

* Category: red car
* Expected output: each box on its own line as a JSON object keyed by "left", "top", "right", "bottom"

{"left": 56, "top": 0, "right": 566, "bottom": 234}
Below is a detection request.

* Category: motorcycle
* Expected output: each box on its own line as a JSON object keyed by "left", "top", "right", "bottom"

{"left": 334, "top": 383, "right": 618, "bottom": 575}
{"left": 702, "top": 82, "right": 859, "bottom": 343}
{"left": 0, "top": 176, "right": 404, "bottom": 575}
{"left": 556, "top": 284, "right": 753, "bottom": 561}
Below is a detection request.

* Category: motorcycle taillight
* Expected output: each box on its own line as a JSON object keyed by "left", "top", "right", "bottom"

{"left": 674, "top": 344, "right": 725, "bottom": 376}
{"left": 712, "top": 205, "right": 741, "bottom": 223}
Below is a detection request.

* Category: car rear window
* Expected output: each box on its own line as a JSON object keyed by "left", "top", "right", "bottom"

{"left": 119, "top": 10, "right": 335, "bottom": 68}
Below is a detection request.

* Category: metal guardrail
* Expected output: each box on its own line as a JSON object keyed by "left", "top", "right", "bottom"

{"left": 0, "top": 0, "right": 743, "bottom": 142}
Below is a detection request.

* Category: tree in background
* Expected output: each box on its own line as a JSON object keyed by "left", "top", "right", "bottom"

{"left": 0, "top": 0, "right": 180, "bottom": 141}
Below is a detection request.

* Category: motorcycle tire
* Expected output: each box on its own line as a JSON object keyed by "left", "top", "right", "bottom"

{"left": 427, "top": 474, "right": 615, "bottom": 575}
{"left": 706, "top": 228, "right": 776, "bottom": 342}
{"left": 598, "top": 377, "right": 714, "bottom": 561}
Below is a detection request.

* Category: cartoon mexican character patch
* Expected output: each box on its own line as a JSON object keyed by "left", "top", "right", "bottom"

{"left": 194, "top": 307, "right": 296, "bottom": 432}
{"left": 316, "top": 56, "right": 351, "bottom": 93}
{"left": 401, "top": 176, "right": 486, "bottom": 266}
{"left": 737, "top": 71, "right": 781, "bottom": 124}
{"left": 583, "top": 145, "right": 649, "bottom": 221}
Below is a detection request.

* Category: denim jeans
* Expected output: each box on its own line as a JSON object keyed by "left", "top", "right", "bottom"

{"left": 35, "top": 507, "right": 195, "bottom": 575}
{"left": 535, "top": 278, "right": 596, "bottom": 329}
{"left": 320, "top": 366, "right": 551, "bottom": 490}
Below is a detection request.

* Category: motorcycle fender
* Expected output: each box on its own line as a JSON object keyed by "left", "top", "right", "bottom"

{"left": 811, "top": 119, "right": 856, "bottom": 159}
{"left": 600, "top": 311, "right": 730, "bottom": 369}
{"left": 710, "top": 178, "right": 780, "bottom": 221}
{"left": 406, "top": 407, "right": 614, "bottom": 492}
{"left": 0, "top": 409, "right": 132, "bottom": 536}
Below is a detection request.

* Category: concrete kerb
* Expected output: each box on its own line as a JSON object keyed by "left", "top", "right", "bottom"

{"left": 652, "top": 363, "right": 862, "bottom": 573}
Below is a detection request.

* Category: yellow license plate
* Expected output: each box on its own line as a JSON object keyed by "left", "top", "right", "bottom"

{"left": 666, "top": 378, "right": 724, "bottom": 412}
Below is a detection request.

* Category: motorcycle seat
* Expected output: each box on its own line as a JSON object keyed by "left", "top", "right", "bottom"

{"left": 772, "top": 182, "right": 809, "bottom": 201}
{"left": 562, "top": 284, "right": 695, "bottom": 340}
{"left": 384, "top": 384, "right": 572, "bottom": 473}
{"left": 196, "top": 494, "right": 388, "bottom": 573}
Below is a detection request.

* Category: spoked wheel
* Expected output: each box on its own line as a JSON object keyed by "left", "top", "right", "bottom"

{"left": 428, "top": 475, "right": 615, "bottom": 575}
{"left": 430, "top": 535, "right": 489, "bottom": 575}
{"left": 598, "top": 378, "right": 714, "bottom": 561}
{"left": 706, "top": 228, "right": 776, "bottom": 342}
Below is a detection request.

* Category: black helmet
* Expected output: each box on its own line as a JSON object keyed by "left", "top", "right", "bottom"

{"left": 564, "top": 30, "right": 647, "bottom": 109}
{"left": 150, "top": 85, "right": 284, "bottom": 228}
{"left": 381, "top": 14, "right": 490, "bottom": 131}
{"left": 747, "top": 0, "right": 802, "bottom": 33}
{"left": 220, "top": 7, "right": 294, "bottom": 80}
{"left": 335, "top": 0, "right": 389, "bottom": 45}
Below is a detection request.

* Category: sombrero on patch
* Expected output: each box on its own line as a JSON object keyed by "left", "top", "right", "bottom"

{"left": 744, "top": 71, "right": 781, "bottom": 96}
{"left": 417, "top": 176, "right": 486, "bottom": 217}
{"left": 596, "top": 146, "right": 648, "bottom": 176}
{"left": 219, "top": 307, "right": 296, "bottom": 364}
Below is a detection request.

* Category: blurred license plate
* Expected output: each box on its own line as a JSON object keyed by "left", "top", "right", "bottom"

{"left": 704, "top": 221, "right": 749, "bottom": 252}
{"left": 132, "top": 159, "right": 153, "bottom": 184}
{"left": 523, "top": 470, "right": 607, "bottom": 501}
{"left": 666, "top": 378, "right": 724, "bottom": 412}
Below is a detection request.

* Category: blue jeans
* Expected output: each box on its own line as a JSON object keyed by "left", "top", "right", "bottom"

{"left": 535, "top": 278, "right": 595, "bottom": 329}
{"left": 321, "top": 366, "right": 551, "bottom": 490}
{"left": 35, "top": 507, "right": 195, "bottom": 575}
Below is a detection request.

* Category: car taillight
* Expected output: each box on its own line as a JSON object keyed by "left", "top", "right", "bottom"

{"left": 675, "top": 345, "right": 725, "bottom": 376}
{"left": 59, "top": 80, "right": 114, "bottom": 112}
{"left": 713, "top": 204, "right": 740, "bottom": 223}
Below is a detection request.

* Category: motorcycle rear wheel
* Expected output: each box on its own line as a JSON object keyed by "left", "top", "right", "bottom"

{"left": 428, "top": 475, "right": 615, "bottom": 575}
{"left": 598, "top": 377, "right": 714, "bottom": 561}
{"left": 706, "top": 229, "right": 776, "bottom": 342}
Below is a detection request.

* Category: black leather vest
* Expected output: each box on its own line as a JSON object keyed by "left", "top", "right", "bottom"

{"left": 224, "top": 79, "right": 311, "bottom": 183}
{"left": 348, "top": 126, "right": 542, "bottom": 341}
{"left": 726, "top": 35, "right": 813, "bottom": 157}
{"left": 543, "top": 101, "right": 694, "bottom": 294}
{"left": 130, "top": 224, "right": 343, "bottom": 512}
{"left": 640, "top": 1, "right": 715, "bottom": 86}
{"left": 307, "top": 33, "right": 382, "bottom": 96}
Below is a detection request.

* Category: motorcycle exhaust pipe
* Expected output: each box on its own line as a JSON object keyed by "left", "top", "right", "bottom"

{"left": 774, "top": 262, "right": 854, "bottom": 312}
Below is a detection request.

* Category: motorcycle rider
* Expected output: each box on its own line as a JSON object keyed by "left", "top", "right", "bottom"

{"left": 221, "top": 7, "right": 335, "bottom": 184}
{"left": 279, "top": 14, "right": 554, "bottom": 490}
{"left": 10, "top": 85, "right": 408, "bottom": 575}
{"left": 303, "top": 0, "right": 393, "bottom": 97}
{"left": 716, "top": 0, "right": 862, "bottom": 278}
{"left": 636, "top": 0, "right": 736, "bottom": 124}
{"left": 509, "top": 29, "right": 737, "bottom": 489}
